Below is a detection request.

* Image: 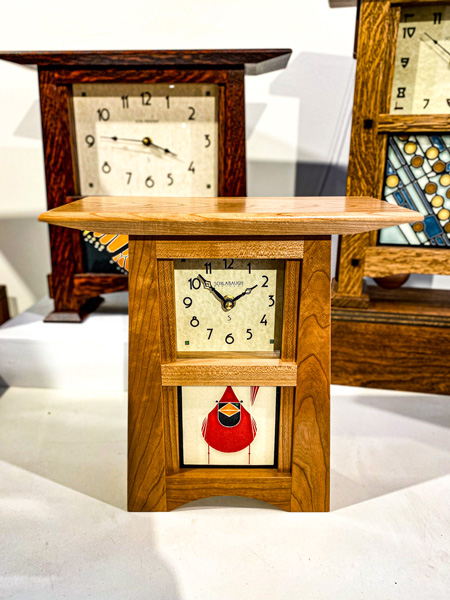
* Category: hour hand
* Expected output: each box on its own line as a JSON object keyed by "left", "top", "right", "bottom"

{"left": 233, "top": 285, "right": 258, "bottom": 303}
{"left": 198, "top": 274, "right": 226, "bottom": 303}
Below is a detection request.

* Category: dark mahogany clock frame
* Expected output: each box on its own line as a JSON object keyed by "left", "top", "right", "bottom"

{"left": 0, "top": 50, "right": 291, "bottom": 322}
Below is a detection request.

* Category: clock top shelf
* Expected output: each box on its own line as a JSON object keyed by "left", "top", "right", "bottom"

{"left": 0, "top": 49, "right": 292, "bottom": 75}
{"left": 39, "top": 196, "right": 422, "bottom": 237}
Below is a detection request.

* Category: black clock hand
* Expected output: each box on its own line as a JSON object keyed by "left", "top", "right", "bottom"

{"left": 232, "top": 285, "right": 258, "bottom": 303}
{"left": 424, "top": 32, "right": 450, "bottom": 59}
{"left": 101, "top": 136, "right": 178, "bottom": 157}
{"left": 197, "top": 274, "right": 226, "bottom": 303}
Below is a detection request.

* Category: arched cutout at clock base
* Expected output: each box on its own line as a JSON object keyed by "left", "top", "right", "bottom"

{"left": 172, "top": 495, "right": 284, "bottom": 511}
{"left": 164, "top": 469, "right": 293, "bottom": 512}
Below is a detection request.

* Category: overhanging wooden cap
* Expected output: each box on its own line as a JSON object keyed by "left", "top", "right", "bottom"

{"left": 0, "top": 50, "right": 292, "bottom": 75}
{"left": 38, "top": 196, "right": 423, "bottom": 237}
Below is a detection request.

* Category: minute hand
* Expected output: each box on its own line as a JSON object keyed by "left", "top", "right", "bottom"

{"left": 233, "top": 285, "right": 258, "bottom": 303}
{"left": 424, "top": 32, "right": 450, "bottom": 59}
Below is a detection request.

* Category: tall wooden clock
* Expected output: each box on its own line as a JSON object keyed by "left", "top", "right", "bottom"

{"left": 0, "top": 49, "right": 291, "bottom": 321}
{"left": 332, "top": 0, "right": 450, "bottom": 395}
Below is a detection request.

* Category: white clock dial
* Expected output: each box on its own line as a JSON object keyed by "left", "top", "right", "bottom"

{"left": 72, "top": 83, "right": 219, "bottom": 196}
{"left": 174, "top": 259, "right": 285, "bottom": 354}
{"left": 390, "top": 5, "right": 450, "bottom": 115}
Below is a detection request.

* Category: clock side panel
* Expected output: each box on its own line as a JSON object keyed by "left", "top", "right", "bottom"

{"left": 38, "top": 69, "right": 86, "bottom": 313}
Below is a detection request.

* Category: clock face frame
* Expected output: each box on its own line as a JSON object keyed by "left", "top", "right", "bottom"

{"left": 173, "top": 258, "right": 285, "bottom": 355}
{"left": 390, "top": 4, "right": 450, "bottom": 115}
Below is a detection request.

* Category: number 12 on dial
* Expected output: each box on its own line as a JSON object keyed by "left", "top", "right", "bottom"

{"left": 174, "top": 258, "right": 285, "bottom": 353}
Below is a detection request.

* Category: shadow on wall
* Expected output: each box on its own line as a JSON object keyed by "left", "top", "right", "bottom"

{"left": 14, "top": 99, "right": 42, "bottom": 140}
{"left": 248, "top": 51, "right": 355, "bottom": 197}
{"left": 0, "top": 216, "right": 50, "bottom": 314}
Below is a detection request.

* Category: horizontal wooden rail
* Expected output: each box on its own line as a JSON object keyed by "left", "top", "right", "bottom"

{"left": 377, "top": 114, "right": 450, "bottom": 133}
{"left": 161, "top": 358, "right": 297, "bottom": 386}
{"left": 156, "top": 238, "right": 304, "bottom": 259}
{"left": 364, "top": 246, "right": 450, "bottom": 277}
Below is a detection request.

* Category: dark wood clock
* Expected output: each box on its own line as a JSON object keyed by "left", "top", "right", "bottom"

{"left": 0, "top": 49, "right": 291, "bottom": 322}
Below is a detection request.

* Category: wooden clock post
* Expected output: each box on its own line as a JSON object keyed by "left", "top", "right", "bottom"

{"left": 0, "top": 49, "right": 291, "bottom": 322}
{"left": 39, "top": 196, "right": 419, "bottom": 512}
{"left": 332, "top": 0, "right": 450, "bottom": 395}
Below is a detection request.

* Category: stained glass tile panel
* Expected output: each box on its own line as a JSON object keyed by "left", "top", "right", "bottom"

{"left": 378, "top": 134, "right": 450, "bottom": 247}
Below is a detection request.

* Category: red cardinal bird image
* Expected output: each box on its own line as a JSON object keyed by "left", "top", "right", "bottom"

{"left": 201, "top": 386, "right": 258, "bottom": 464}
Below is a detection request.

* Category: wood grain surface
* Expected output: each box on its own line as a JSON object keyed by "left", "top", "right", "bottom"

{"left": 157, "top": 260, "right": 177, "bottom": 363}
{"left": 364, "top": 246, "right": 450, "bottom": 277}
{"left": 378, "top": 113, "right": 450, "bottom": 132}
{"left": 155, "top": 239, "right": 305, "bottom": 259}
{"left": 291, "top": 239, "right": 331, "bottom": 512}
{"left": 335, "top": 0, "right": 399, "bottom": 301}
{"left": 281, "top": 260, "right": 301, "bottom": 362}
{"left": 39, "top": 70, "right": 86, "bottom": 316}
{"left": 166, "top": 469, "right": 292, "bottom": 511}
{"left": 332, "top": 283, "right": 450, "bottom": 395}
{"left": 163, "top": 387, "right": 180, "bottom": 475}
{"left": 127, "top": 236, "right": 166, "bottom": 511}
{"left": 332, "top": 318, "right": 450, "bottom": 395}
{"left": 161, "top": 358, "right": 297, "bottom": 387}
{"left": 39, "top": 196, "right": 421, "bottom": 236}
{"left": 277, "top": 387, "right": 295, "bottom": 474}
{"left": 0, "top": 49, "right": 292, "bottom": 75}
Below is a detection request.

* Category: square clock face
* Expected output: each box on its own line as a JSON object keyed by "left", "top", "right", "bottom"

{"left": 174, "top": 259, "right": 285, "bottom": 354}
{"left": 71, "top": 82, "right": 219, "bottom": 274}
{"left": 179, "top": 386, "right": 280, "bottom": 467}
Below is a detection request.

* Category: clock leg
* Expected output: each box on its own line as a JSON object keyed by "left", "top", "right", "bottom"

{"left": 291, "top": 238, "right": 331, "bottom": 512}
{"left": 127, "top": 235, "right": 167, "bottom": 512}
{"left": 44, "top": 224, "right": 104, "bottom": 322}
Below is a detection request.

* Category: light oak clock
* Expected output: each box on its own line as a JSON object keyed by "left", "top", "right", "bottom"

{"left": 332, "top": 0, "right": 450, "bottom": 396}
{"left": 39, "top": 195, "right": 419, "bottom": 512}
{"left": 0, "top": 49, "right": 291, "bottom": 321}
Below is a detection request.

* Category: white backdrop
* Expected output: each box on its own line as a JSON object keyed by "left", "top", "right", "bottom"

{"left": 0, "top": 0, "right": 358, "bottom": 315}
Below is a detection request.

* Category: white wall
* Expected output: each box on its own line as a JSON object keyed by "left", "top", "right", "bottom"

{"left": 0, "top": 0, "right": 357, "bottom": 316}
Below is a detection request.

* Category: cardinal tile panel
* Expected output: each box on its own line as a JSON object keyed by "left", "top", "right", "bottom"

{"left": 178, "top": 386, "right": 280, "bottom": 467}
{"left": 379, "top": 134, "right": 450, "bottom": 247}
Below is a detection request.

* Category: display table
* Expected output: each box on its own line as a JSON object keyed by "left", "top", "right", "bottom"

{"left": 39, "top": 196, "right": 420, "bottom": 512}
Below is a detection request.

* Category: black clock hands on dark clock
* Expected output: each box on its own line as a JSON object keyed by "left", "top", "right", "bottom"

{"left": 424, "top": 32, "right": 450, "bottom": 60}
{"left": 101, "top": 135, "right": 178, "bottom": 156}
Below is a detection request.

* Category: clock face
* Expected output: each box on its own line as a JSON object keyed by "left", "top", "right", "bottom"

{"left": 72, "top": 82, "right": 219, "bottom": 196}
{"left": 174, "top": 259, "right": 285, "bottom": 354}
{"left": 390, "top": 5, "right": 450, "bottom": 115}
{"left": 71, "top": 82, "right": 219, "bottom": 274}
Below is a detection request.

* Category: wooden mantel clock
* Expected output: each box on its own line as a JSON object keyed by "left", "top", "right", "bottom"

{"left": 332, "top": 0, "right": 450, "bottom": 395}
{"left": 0, "top": 49, "right": 291, "bottom": 322}
{"left": 39, "top": 196, "right": 418, "bottom": 512}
